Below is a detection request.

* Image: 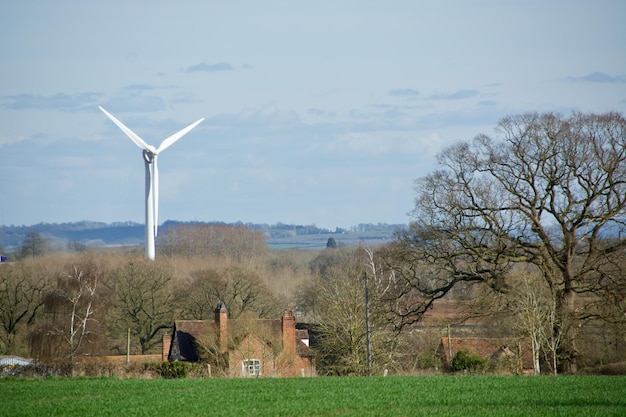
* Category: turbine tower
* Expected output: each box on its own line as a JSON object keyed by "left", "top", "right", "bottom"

{"left": 99, "top": 106, "right": 204, "bottom": 260}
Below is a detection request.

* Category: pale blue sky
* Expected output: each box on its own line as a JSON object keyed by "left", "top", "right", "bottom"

{"left": 1, "top": 1, "right": 625, "bottom": 229}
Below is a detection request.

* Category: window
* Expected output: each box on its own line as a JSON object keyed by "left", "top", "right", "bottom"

{"left": 242, "top": 359, "right": 261, "bottom": 376}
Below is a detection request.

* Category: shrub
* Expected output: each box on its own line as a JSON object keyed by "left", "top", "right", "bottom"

{"left": 595, "top": 362, "right": 626, "bottom": 375}
{"left": 145, "top": 361, "right": 193, "bottom": 379}
{"left": 412, "top": 350, "right": 443, "bottom": 371}
{"left": 449, "top": 350, "right": 487, "bottom": 373}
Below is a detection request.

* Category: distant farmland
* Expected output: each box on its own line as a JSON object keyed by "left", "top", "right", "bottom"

{"left": 266, "top": 230, "right": 395, "bottom": 249}
{"left": 0, "top": 221, "right": 402, "bottom": 252}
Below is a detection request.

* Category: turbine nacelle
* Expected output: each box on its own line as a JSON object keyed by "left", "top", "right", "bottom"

{"left": 99, "top": 106, "right": 204, "bottom": 259}
{"left": 142, "top": 149, "right": 155, "bottom": 164}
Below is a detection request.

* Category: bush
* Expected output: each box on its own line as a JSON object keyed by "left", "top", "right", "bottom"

{"left": 449, "top": 350, "right": 487, "bottom": 373}
{"left": 594, "top": 362, "right": 626, "bottom": 375}
{"left": 412, "top": 351, "right": 443, "bottom": 371}
{"left": 145, "top": 361, "right": 194, "bottom": 379}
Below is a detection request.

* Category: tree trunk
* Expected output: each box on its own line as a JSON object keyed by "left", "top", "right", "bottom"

{"left": 530, "top": 335, "right": 541, "bottom": 376}
{"left": 556, "top": 287, "right": 577, "bottom": 373}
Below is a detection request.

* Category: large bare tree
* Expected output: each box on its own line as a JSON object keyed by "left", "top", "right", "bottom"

{"left": 386, "top": 112, "right": 626, "bottom": 372}
{"left": 107, "top": 260, "right": 176, "bottom": 354}
{"left": 178, "top": 266, "right": 282, "bottom": 320}
{"left": 0, "top": 261, "right": 50, "bottom": 354}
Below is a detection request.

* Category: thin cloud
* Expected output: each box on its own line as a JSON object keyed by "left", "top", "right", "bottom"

{"left": 308, "top": 108, "right": 338, "bottom": 117}
{"left": 0, "top": 92, "right": 101, "bottom": 111}
{"left": 428, "top": 89, "right": 480, "bottom": 100}
{"left": 348, "top": 107, "right": 408, "bottom": 122}
{"left": 123, "top": 84, "right": 160, "bottom": 92}
{"left": 171, "top": 93, "right": 202, "bottom": 104}
{"left": 308, "top": 108, "right": 326, "bottom": 116}
{"left": 389, "top": 88, "right": 420, "bottom": 97}
{"left": 209, "top": 105, "right": 302, "bottom": 128}
{"left": 563, "top": 72, "right": 626, "bottom": 83}
{"left": 100, "top": 95, "right": 166, "bottom": 113}
{"left": 184, "top": 62, "right": 234, "bottom": 72}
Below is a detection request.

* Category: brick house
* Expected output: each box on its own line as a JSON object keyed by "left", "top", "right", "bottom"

{"left": 164, "top": 303, "right": 316, "bottom": 377}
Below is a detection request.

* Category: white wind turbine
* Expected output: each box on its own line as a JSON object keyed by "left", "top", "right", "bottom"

{"left": 99, "top": 106, "right": 204, "bottom": 260}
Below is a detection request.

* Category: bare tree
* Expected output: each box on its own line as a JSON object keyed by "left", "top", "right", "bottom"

{"left": 107, "top": 260, "right": 176, "bottom": 354}
{"left": 0, "top": 261, "right": 50, "bottom": 354}
{"left": 583, "top": 245, "right": 626, "bottom": 345}
{"left": 179, "top": 266, "right": 282, "bottom": 320}
{"left": 511, "top": 270, "right": 548, "bottom": 375}
{"left": 494, "top": 267, "right": 556, "bottom": 375}
{"left": 18, "top": 232, "right": 48, "bottom": 259}
{"left": 540, "top": 287, "right": 562, "bottom": 376}
{"left": 386, "top": 112, "right": 626, "bottom": 373}
{"left": 194, "top": 322, "right": 229, "bottom": 376}
{"left": 302, "top": 247, "right": 400, "bottom": 375}
{"left": 45, "top": 257, "right": 101, "bottom": 360}
{"left": 314, "top": 264, "right": 369, "bottom": 375}
{"left": 158, "top": 223, "right": 267, "bottom": 263}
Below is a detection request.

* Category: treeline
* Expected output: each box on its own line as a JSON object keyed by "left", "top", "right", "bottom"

{"left": 1, "top": 220, "right": 626, "bottom": 376}
{"left": 0, "top": 225, "right": 302, "bottom": 360}
{"left": 1, "top": 224, "right": 443, "bottom": 376}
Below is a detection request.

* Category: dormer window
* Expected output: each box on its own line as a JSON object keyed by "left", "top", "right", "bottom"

{"left": 242, "top": 359, "right": 261, "bottom": 376}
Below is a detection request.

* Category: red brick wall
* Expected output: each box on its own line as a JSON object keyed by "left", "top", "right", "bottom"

{"left": 282, "top": 310, "right": 296, "bottom": 355}
{"left": 215, "top": 304, "right": 228, "bottom": 353}
{"left": 228, "top": 334, "right": 275, "bottom": 377}
{"left": 162, "top": 334, "right": 172, "bottom": 361}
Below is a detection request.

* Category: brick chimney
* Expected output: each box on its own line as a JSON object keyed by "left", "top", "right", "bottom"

{"left": 215, "top": 302, "right": 228, "bottom": 353}
{"left": 162, "top": 333, "right": 172, "bottom": 361}
{"left": 282, "top": 310, "right": 296, "bottom": 354}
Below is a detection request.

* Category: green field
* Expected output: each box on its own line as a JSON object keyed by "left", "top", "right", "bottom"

{"left": 1, "top": 376, "right": 625, "bottom": 417}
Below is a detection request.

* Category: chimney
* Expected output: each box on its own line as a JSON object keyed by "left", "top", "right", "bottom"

{"left": 282, "top": 310, "right": 296, "bottom": 355}
{"left": 162, "top": 333, "right": 172, "bottom": 361}
{"left": 215, "top": 302, "right": 228, "bottom": 353}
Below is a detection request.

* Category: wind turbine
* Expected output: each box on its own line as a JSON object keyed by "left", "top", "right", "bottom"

{"left": 99, "top": 106, "right": 204, "bottom": 260}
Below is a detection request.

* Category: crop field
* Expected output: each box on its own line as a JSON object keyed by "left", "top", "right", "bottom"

{"left": 1, "top": 375, "right": 625, "bottom": 417}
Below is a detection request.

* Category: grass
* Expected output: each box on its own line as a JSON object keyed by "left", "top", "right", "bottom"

{"left": 1, "top": 375, "right": 625, "bottom": 417}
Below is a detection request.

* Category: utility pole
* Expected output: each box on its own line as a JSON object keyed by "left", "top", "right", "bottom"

{"left": 126, "top": 328, "right": 131, "bottom": 364}
{"left": 364, "top": 272, "right": 372, "bottom": 376}
{"left": 447, "top": 324, "right": 452, "bottom": 365}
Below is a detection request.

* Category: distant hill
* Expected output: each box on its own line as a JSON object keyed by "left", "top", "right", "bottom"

{"left": 0, "top": 220, "right": 406, "bottom": 252}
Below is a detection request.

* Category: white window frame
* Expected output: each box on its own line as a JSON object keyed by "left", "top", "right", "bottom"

{"left": 242, "top": 358, "right": 261, "bottom": 376}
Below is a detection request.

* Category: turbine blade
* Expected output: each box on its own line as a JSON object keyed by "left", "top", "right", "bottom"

{"left": 153, "top": 156, "right": 159, "bottom": 237}
{"left": 99, "top": 106, "right": 156, "bottom": 153}
{"left": 157, "top": 117, "right": 205, "bottom": 153}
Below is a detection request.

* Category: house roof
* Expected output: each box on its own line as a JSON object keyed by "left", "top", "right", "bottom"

{"left": 170, "top": 317, "right": 314, "bottom": 361}
{"left": 171, "top": 320, "right": 216, "bottom": 361}
{"left": 175, "top": 320, "right": 216, "bottom": 335}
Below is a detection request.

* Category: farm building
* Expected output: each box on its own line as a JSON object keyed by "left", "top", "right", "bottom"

{"left": 0, "top": 356, "right": 34, "bottom": 366}
{"left": 165, "top": 303, "right": 316, "bottom": 377}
